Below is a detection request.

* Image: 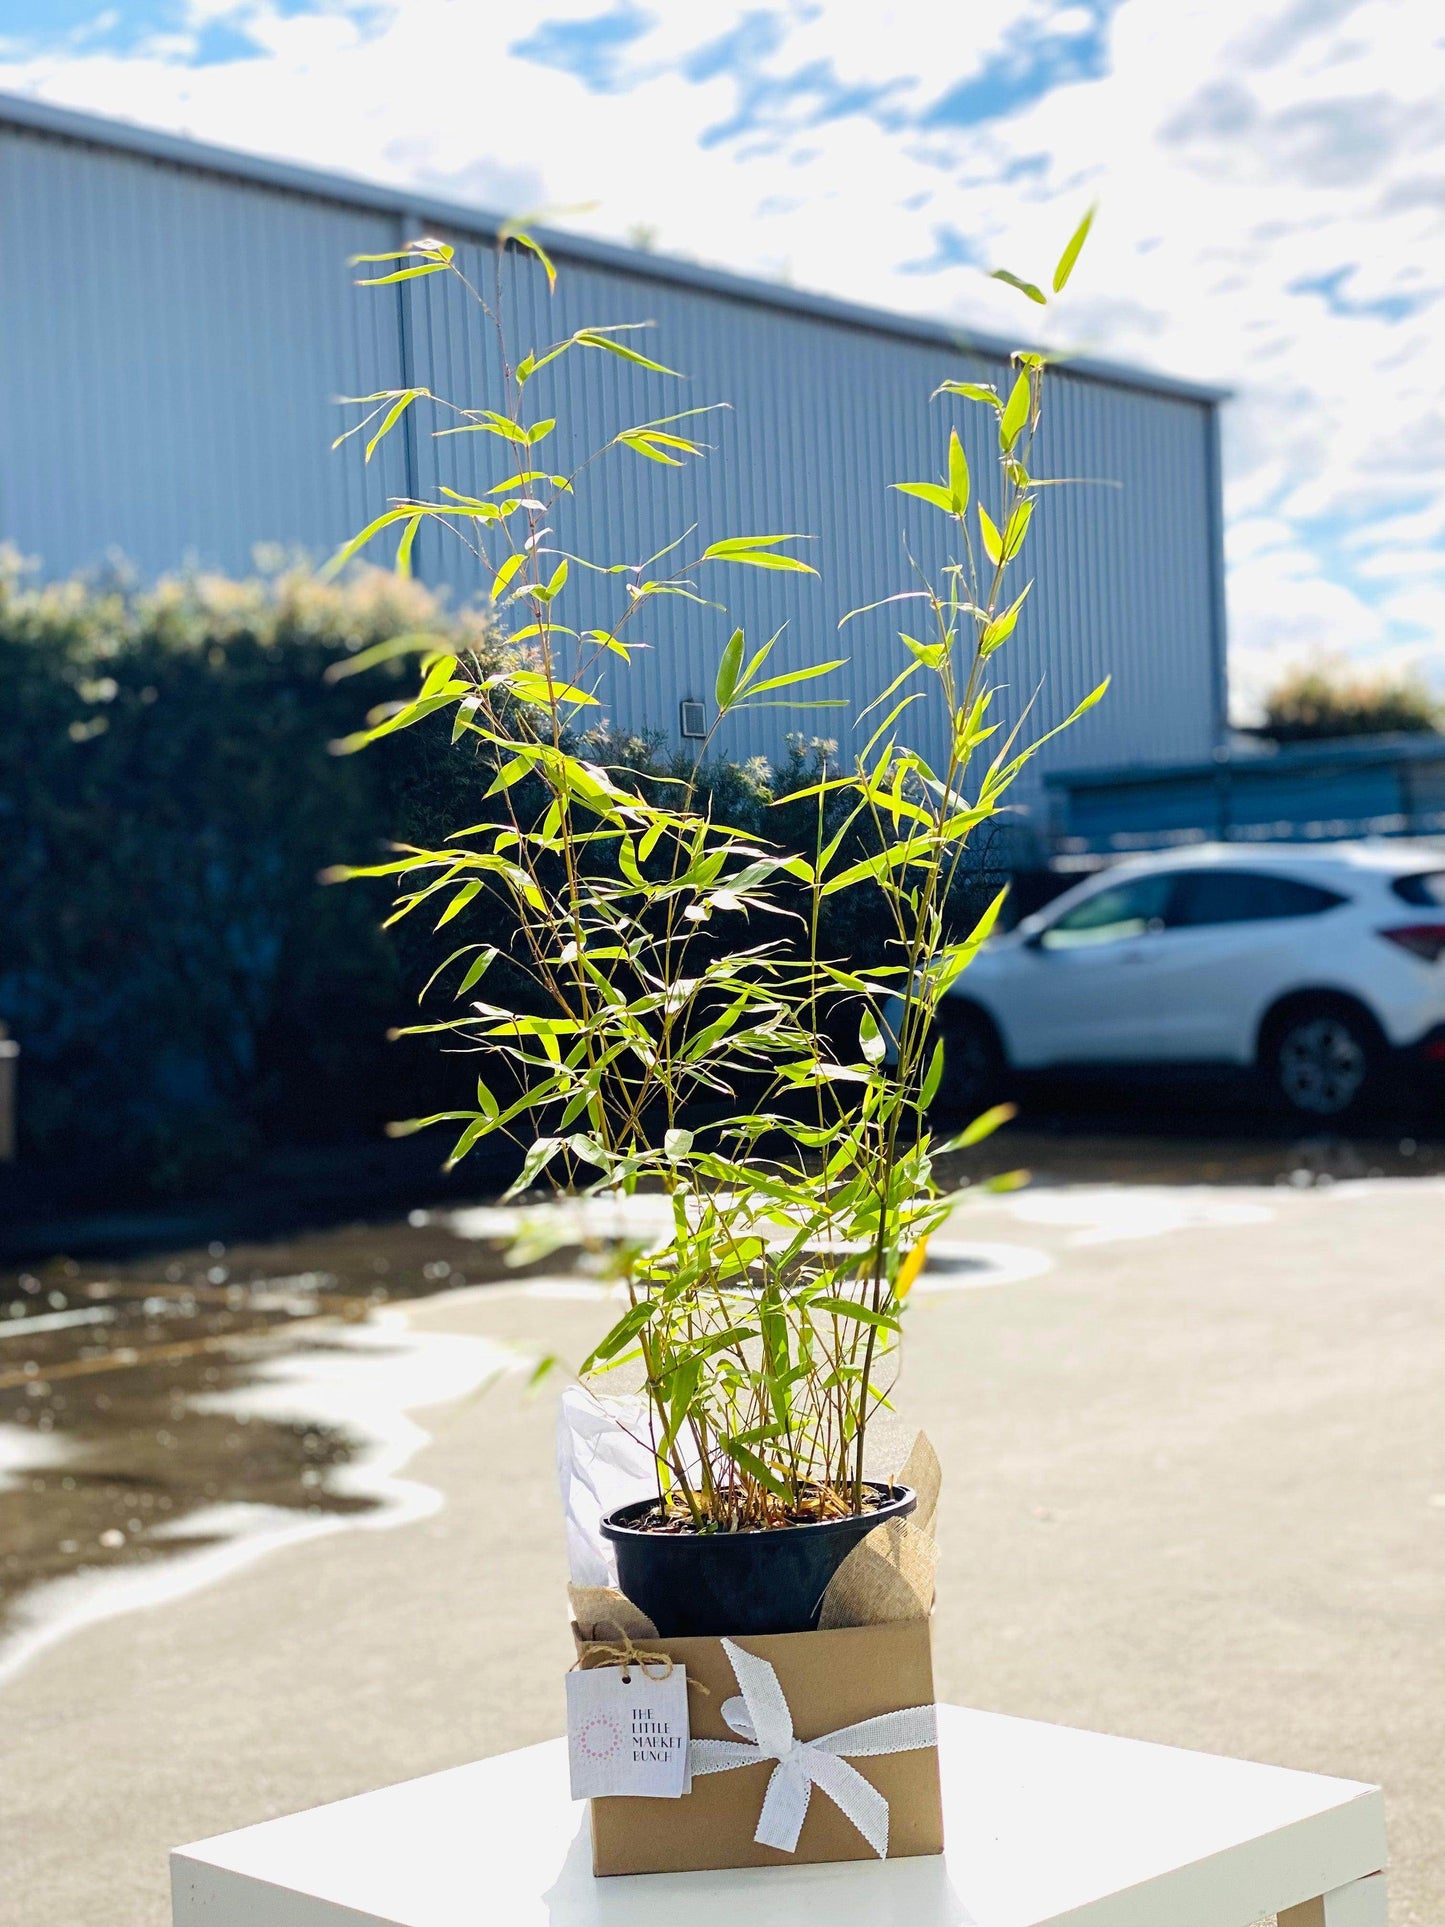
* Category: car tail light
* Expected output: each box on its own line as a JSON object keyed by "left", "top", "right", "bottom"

{"left": 1380, "top": 923, "right": 1445, "bottom": 962}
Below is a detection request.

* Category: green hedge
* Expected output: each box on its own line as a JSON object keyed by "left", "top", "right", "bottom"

{"left": 0, "top": 558, "right": 501, "bottom": 1190}
{"left": 1259, "top": 659, "right": 1443, "bottom": 742}
{"left": 0, "top": 557, "right": 1015, "bottom": 1196}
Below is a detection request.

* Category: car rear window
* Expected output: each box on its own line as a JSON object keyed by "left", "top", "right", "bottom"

{"left": 1168, "top": 871, "right": 1347, "bottom": 927}
{"left": 1391, "top": 871, "right": 1445, "bottom": 908}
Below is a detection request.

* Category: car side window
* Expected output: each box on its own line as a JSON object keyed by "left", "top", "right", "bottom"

{"left": 1168, "top": 871, "right": 1347, "bottom": 927}
{"left": 1392, "top": 871, "right": 1445, "bottom": 908}
{"left": 1040, "top": 874, "right": 1176, "bottom": 949}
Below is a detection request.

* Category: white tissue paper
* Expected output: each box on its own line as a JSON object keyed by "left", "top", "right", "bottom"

{"left": 556, "top": 1387, "right": 659, "bottom": 1589}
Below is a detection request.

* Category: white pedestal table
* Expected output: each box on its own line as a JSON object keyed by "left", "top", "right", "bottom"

{"left": 171, "top": 1703, "right": 1387, "bottom": 1927}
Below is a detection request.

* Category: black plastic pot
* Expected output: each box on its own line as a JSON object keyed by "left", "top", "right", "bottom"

{"left": 600, "top": 1483, "right": 917, "bottom": 1637}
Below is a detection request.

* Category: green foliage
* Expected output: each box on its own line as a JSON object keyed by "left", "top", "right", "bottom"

{"left": 328, "top": 222, "right": 1101, "bottom": 1527}
{"left": 0, "top": 561, "right": 997, "bottom": 1196}
{"left": 1258, "top": 657, "right": 1442, "bottom": 743}
{"left": 0, "top": 556, "right": 512, "bottom": 1190}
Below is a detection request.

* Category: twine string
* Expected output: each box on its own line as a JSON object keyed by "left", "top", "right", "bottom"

{"left": 573, "top": 1627, "right": 710, "bottom": 1692}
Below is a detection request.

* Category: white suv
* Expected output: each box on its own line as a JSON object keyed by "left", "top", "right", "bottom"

{"left": 919, "top": 842, "right": 1445, "bottom": 1121}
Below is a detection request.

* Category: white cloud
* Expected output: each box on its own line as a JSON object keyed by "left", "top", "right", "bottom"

{"left": 0, "top": 0, "right": 1441, "bottom": 722}
{"left": 1354, "top": 548, "right": 1445, "bottom": 583}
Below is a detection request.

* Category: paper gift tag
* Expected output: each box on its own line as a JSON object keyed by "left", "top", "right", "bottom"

{"left": 566, "top": 1662, "right": 691, "bottom": 1800}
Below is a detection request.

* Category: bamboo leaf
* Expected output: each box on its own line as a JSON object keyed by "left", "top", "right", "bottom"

{"left": 355, "top": 262, "right": 449, "bottom": 285}
{"left": 363, "top": 389, "right": 427, "bottom": 463}
{"left": 735, "top": 636, "right": 776, "bottom": 691}
{"left": 980, "top": 582, "right": 1031, "bottom": 657}
{"left": 703, "top": 535, "right": 816, "bottom": 574}
{"left": 933, "top": 379, "right": 1000, "bottom": 408}
{"left": 947, "top": 429, "right": 970, "bottom": 514}
{"left": 616, "top": 433, "right": 684, "bottom": 465}
{"left": 809, "top": 1297, "right": 901, "bottom": 1333}
{"left": 715, "top": 628, "right": 745, "bottom": 709}
{"left": 859, "top": 1009, "right": 886, "bottom": 1064}
{"left": 492, "top": 551, "right": 527, "bottom": 599}
{"left": 435, "top": 879, "right": 483, "bottom": 928}
{"left": 501, "top": 225, "right": 557, "bottom": 293}
{"left": 920, "top": 1037, "right": 945, "bottom": 1110}
{"left": 329, "top": 690, "right": 466, "bottom": 755}
{"left": 457, "top": 947, "right": 500, "bottom": 996}
{"left": 418, "top": 942, "right": 496, "bottom": 1003}
{"left": 999, "top": 371, "right": 1030, "bottom": 453}
{"left": 991, "top": 268, "right": 1047, "bottom": 305}
{"left": 838, "top": 589, "right": 932, "bottom": 629}
{"left": 580, "top": 1300, "right": 657, "bottom": 1372}
{"left": 902, "top": 634, "right": 947, "bottom": 670}
{"left": 1052, "top": 204, "right": 1095, "bottom": 293}
{"left": 507, "top": 670, "right": 598, "bottom": 707}
{"left": 942, "top": 1101, "right": 1017, "bottom": 1151}
{"left": 394, "top": 511, "right": 423, "bottom": 577}
{"left": 892, "top": 481, "right": 954, "bottom": 513}
{"left": 349, "top": 245, "right": 451, "bottom": 266}
{"left": 718, "top": 1440, "right": 792, "bottom": 1503}
{"left": 504, "top": 1134, "right": 566, "bottom": 1199}
{"left": 573, "top": 327, "right": 678, "bottom": 374}
{"left": 931, "top": 887, "right": 1009, "bottom": 992}
{"left": 1003, "top": 497, "right": 1034, "bottom": 560}
{"left": 322, "top": 631, "right": 450, "bottom": 682}
{"left": 321, "top": 506, "right": 427, "bottom": 578}
{"left": 444, "top": 1115, "right": 496, "bottom": 1169}
{"left": 384, "top": 1109, "right": 476, "bottom": 1139}
{"left": 741, "top": 659, "right": 845, "bottom": 698}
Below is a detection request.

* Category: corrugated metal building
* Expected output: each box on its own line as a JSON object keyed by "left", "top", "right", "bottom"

{"left": 0, "top": 92, "right": 1227, "bottom": 807}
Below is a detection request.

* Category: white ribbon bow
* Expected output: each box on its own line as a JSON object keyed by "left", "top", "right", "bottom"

{"left": 687, "top": 1637, "right": 936, "bottom": 1859}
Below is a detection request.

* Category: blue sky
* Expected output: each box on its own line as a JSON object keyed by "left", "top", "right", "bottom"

{"left": 0, "top": 0, "right": 1441, "bottom": 717}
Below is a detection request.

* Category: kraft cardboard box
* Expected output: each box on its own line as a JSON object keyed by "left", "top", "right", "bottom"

{"left": 576, "top": 1615, "right": 942, "bottom": 1875}
{"left": 569, "top": 1433, "right": 945, "bottom": 1877}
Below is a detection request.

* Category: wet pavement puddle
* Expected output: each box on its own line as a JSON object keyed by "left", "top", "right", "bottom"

{"left": 0, "top": 1214, "right": 524, "bottom": 1681}
{"left": 2, "top": 1123, "right": 1441, "bottom": 1681}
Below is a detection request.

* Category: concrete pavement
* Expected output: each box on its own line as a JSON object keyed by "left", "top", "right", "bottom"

{"left": 4, "top": 1178, "right": 1443, "bottom": 1925}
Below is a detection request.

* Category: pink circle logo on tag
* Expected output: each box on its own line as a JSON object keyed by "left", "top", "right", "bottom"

{"left": 577, "top": 1713, "right": 623, "bottom": 1760}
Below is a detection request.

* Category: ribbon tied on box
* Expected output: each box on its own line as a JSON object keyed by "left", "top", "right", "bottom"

{"left": 688, "top": 1637, "right": 936, "bottom": 1860}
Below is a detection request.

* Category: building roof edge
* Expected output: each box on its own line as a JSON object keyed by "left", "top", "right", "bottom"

{"left": 0, "top": 88, "right": 1231, "bottom": 408}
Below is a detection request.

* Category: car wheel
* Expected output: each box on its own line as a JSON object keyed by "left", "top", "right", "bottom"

{"left": 1262, "top": 1000, "right": 1381, "bottom": 1121}
{"left": 934, "top": 1002, "right": 1005, "bottom": 1120}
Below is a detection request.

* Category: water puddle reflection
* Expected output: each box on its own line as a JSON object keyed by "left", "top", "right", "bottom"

{"left": 0, "top": 1216, "right": 522, "bottom": 1681}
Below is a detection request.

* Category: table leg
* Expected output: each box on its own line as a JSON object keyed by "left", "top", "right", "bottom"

{"left": 1278, "top": 1871, "right": 1388, "bottom": 1927}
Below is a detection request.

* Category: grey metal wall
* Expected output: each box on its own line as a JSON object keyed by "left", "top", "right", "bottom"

{"left": 0, "top": 104, "right": 1224, "bottom": 806}
{"left": 405, "top": 247, "right": 1221, "bottom": 800}
{"left": 0, "top": 123, "right": 406, "bottom": 579}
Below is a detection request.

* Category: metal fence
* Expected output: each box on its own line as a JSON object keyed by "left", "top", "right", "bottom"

{"left": 1048, "top": 734, "right": 1445, "bottom": 854}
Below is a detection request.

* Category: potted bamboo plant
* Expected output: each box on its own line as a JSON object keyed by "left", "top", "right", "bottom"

{"left": 325, "top": 214, "right": 1102, "bottom": 1638}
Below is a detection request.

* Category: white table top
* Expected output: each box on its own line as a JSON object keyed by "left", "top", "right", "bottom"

{"left": 171, "top": 1704, "right": 1385, "bottom": 1927}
